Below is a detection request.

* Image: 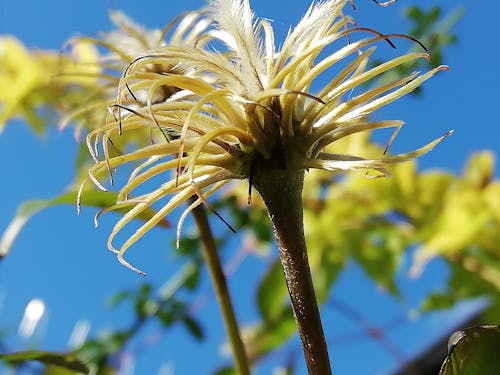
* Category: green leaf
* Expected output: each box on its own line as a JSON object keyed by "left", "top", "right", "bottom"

{"left": 214, "top": 367, "right": 237, "bottom": 375}
{"left": 368, "top": 5, "right": 463, "bottom": 94}
{"left": 44, "top": 364, "right": 117, "bottom": 375}
{"left": 0, "top": 350, "right": 89, "bottom": 374}
{"left": 421, "top": 293, "right": 456, "bottom": 312}
{"left": 0, "top": 190, "right": 170, "bottom": 261}
{"left": 183, "top": 265, "right": 201, "bottom": 290}
{"left": 350, "top": 221, "right": 405, "bottom": 296}
{"left": 440, "top": 326, "right": 500, "bottom": 375}
{"left": 249, "top": 208, "right": 273, "bottom": 243}
{"left": 158, "top": 261, "right": 201, "bottom": 299}
{"left": 76, "top": 331, "right": 131, "bottom": 364}
{"left": 176, "top": 235, "right": 199, "bottom": 256}
{"left": 246, "top": 307, "right": 297, "bottom": 360}
{"left": 44, "top": 365, "right": 84, "bottom": 375}
{"left": 157, "top": 309, "right": 174, "bottom": 327}
{"left": 221, "top": 195, "right": 272, "bottom": 243}
{"left": 107, "top": 290, "right": 132, "bottom": 308}
{"left": 257, "top": 260, "right": 288, "bottom": 320}
{"left": 421, "top": 261, "right": 498, "bottom": 316}
{"left": 406, "top": 6, "right": 442, "bottom": 38}
{"left": 134, "top": 283, "right": 157, "bottom": 318}
{"left": 181, "top": 316, "right": 204, "bottom": 340}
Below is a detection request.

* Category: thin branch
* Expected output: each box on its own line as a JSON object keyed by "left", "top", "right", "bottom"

{"left": 189, "top": 197, "right": 250, "bottom": 375}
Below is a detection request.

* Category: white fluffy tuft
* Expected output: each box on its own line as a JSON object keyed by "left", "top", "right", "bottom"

{"left": 208, "top": 0, "right": 266, "bottom": 94}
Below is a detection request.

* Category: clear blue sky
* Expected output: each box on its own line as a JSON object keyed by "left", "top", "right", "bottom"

{"left": 0, "top": 1, "right": 498, "bottom": 374}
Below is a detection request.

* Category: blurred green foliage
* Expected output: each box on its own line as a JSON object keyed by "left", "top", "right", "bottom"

{"left": 371, "top": 5, "right": 464, "bottom": 94}
{"left": 0, "top": 350, "right": 89, "bottom": 374}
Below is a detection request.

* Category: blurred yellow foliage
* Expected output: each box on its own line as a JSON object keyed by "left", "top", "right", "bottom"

{"left": 0, "top": 36, "right": 98, "bottom": 133}
{"left": 303, "top": 139, "right": 500, "bottom": 298}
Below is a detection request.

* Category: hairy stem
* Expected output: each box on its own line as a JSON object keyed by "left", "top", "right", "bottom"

{"left": 190, "top": 198, "right": 250, "bottom": 375}
{"left": 252, "top": 162, "right": 332, "bottom": 375}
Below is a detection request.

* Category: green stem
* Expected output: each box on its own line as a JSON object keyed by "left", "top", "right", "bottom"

{"left": 190, "top": 198, "right": 250, "bottom": 375}
{"left": 252, "top": 163, "right": 332, "bottom": 375}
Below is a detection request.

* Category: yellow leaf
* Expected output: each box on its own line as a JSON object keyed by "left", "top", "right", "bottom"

{"left": 484, "top": 182, "right": 500, "bottom": 223}
{"left": 411, "top": 187, "right": 491, "bottom": 276}
{"left": 394, "top": 160, "right": 417, "bottom": 199}
{"left": 57, "top": 40, "right": 100, "bottom": 85}
{"left": 0, "top": 36, "right": 43, "bottom": 130}
{"left": 463, "top": 151, "right": 495, "bottom": 188}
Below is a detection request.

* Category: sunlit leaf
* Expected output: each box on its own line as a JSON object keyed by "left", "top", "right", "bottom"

{"left": 0, "top": 36, "right": 46, "bottom": 132}
{"left": 483, "top": 182, "right": 500, "bottom": 223}
{"left": 463, "top": 151, "right": 494, "bottom": 188}
{"left": 0, "top": 37, "right": 99, "bottom": 134}
{"left": 44, "top": 365, "right": 81, "bottom": 375}
{"left": 413, "top": 171, "right": 454, "bottom": 220}
{"left": 0, "top": 191, "right": 169, "bottom": 261}
{"left": 440, "top": 326, "right": 500, "bottom": 375}
{"left": 411, "top": 187, "right": 491, "bottom": 276}
{"left": 0, "top": 350, "right": 88, "bottom": 374}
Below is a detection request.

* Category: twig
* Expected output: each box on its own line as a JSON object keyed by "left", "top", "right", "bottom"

{"left": 190, "top": 197, "right": 250, "bottom": 375}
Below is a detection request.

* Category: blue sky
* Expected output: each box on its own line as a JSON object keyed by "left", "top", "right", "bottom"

{"left": 0, "top": 0, "right": 498, "bottom": 374}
